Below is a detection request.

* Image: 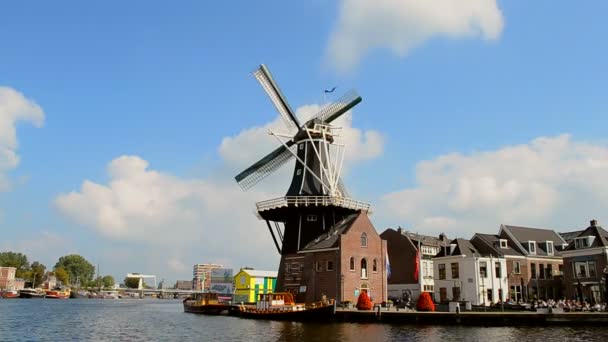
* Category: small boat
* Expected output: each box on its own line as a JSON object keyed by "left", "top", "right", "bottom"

{"left": 19, "top": 288, "right": 45, "bottom": 298}
{"left": 99, "top": 290, "right": 120, "bottom": 299}
{"left": 183, "top": 292, "right": 231, "bottom": 315}
{"left": 45, "top": 288, "right": 70, "bottom": 299}
{"left": 1, "top": 290, "right": 19, "bottom": 298}
{"left": 232, "top": 293, "right": 335, "bottom": 321}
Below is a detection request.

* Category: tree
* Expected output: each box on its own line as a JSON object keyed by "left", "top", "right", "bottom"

{"left": 356, "top": 291, "right": 373, "bottom": 310}
{"left": 54, "top": 255, "right": 95, "bottom": 284}
{"left": 102, "top": 275, "right": 115, "bottom": 289}
{"left": 0, "top": 252, "right": 30, "bottom": 278}
{"left": 124, "top": 277, "right": 140, "bottom": 289}
{"left": 54, "top": 267, "right": 70, "bottom": 285}
{"left": 30, "top": 261, "right": 46, "bottom": 288}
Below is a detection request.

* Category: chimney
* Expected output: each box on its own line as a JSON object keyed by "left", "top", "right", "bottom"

{"left": 439, "top": 233, "right": 448, "bottom": 242}
{"left": 590, "top": 219, "right": 598, "bottom": 227}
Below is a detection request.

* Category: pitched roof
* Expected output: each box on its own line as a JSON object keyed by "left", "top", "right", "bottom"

{"left": 435, "top": 238, "right": 482, "bottom": 258}
{"left": 564, "top": 224, "right": 608, "bottom": 251}
{"left": 300, "top": 212, "right": 360, "bottom": 251}
{"left": 473, "top": 233, "right": 523, "bottom": 256}
{"left": 399, "top": 230, "right": 446, "bottom": 247}
{"left": 501, "top": 224, "right": 565, "bottom": 256}
{"left": 559, "top": 230, "right": 584, "bottom": 244}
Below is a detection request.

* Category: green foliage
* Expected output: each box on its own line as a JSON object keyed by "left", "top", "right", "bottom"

{"left": 0, "top": 252, "right": 30, "bottom": 278}
{"left": 124, "top": 277, "right": 141, "bottom": 289}
{"left": 102, "top": 275, "right": 115, "bottom": 288}
{"left": 30, "top": 261, "right": 46, "bottom": 288}
{"left": 54, "top": 267, "right": 70, "bottom": 285}
{"left": 54, "top": 254, "right": 95, "bottom": 284}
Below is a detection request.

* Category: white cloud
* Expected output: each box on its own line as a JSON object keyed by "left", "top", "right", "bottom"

{"left": 55, "top": 103, "right": 383, "bottom": 279}
{"left": 327, "top": 0, "right": 504, "bottom": 72}
{"left": 1, "top": 231, "right": 74, "bottom": 266}
{"left": 381, "top": 135, "right": 608, "bottom": 237}
{"left": 0, "top": 87, "right": 44, "bottom": 190}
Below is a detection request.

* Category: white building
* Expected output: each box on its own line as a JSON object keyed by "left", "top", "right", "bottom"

{"left": 434, "top": 239, "right": 508, "bottom": 306}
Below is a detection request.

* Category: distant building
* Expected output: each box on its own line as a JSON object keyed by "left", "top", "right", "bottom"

{"left": 380, "top": 228, "right": 449, "bottom": 302}
{"left": 209, "top": 268, "right": 233, "bottom": 295}
{"left": 473, "top": 224, "right": 566, "bottom": 302}
{"left": 175, "top": 280, "right": 193, "bottom": 291}
{"left": 192, "top": 263, "right": 223, "bottom": 291}
{"left": 561, "top": 219, "right": 608, "bottom": 303}
{"left": 234, "top": 268, "right": 277, "bottom": 303}
{"left": 0, "top": 267, "right": 16, "bottom": 290}
{"left": 43, "top": 275, "right": 57, "bottom": 290}
{"left": 434, "top": 238, "right": 508, "bottom": 306}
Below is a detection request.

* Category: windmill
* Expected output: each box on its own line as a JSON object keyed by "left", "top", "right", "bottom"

{"left": 234, "top": 64, "right": 371, "bottom": 295}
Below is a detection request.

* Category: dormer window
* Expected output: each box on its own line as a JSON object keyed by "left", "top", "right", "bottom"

{"left": 546, "top": 241, "right": 554, "bottom": 255}
{"left": 499, "top": 239, "right": 508, "bottom": 249}
{"left": 575, "top": 237, "right": 590, "bottom": 249}
{"left": 528, "top": 241, "right": 536, "bottom": 254}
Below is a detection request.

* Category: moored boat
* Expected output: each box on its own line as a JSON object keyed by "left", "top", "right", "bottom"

{"left": 1, "top": 290, "right": 20, "bottom": 298}
{"left": 19, "top": 288, "right": 45, "bottom": 298}
{"left": 45, "top": 288, "right": 70, "bottom": 299}
{"left": 183, "top": 292, "right": 231, "bottom": 315}
{"left": 232, "top": 293, "right": 335, "bottom": 321}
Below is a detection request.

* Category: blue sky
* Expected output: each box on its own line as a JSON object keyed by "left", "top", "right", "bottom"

{"left": 1, "top": 0, "right": 608, "bottom": 283}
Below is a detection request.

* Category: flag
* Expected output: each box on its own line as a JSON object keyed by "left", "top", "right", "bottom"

{"left": 324, "top": 86, "right": 336, "bottom": 93}
{"left": 414, "top": 248, "right": 420, "bottom": 282}
{"left": 386, "top": 250, "right": 391, "bottom": 280}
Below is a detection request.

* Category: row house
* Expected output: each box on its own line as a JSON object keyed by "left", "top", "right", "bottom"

{"left": 380, "top": 228, "right": 449, "bottom": 301}
{"left": 561, "top": 220, "right": 608, "bottom": 303}
{"left": 434, "top": 239, "right": 508, "bottom": 306}
{"left": 473, "top": 224, "right": 565, "bottom": 302}
{"left": 0, "top": 266, "right": 16, "bottom": 290}
{"left": 288, "top": 211, "right": 387, "bottom": 304}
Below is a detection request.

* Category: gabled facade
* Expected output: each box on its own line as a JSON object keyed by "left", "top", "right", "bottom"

{"left": 434, "top": 239, "right": 508, "bottom": 306}
{"left": 474, "top": 224, "right": 565, "bottom": 301}
{"left": 282, "top": 211, "right": 387, "bottom": 304}
{"left": 380, "top": 228, "right": 449, "bottom": 301}
{"left": 0, "top": 266, "right": 16, "bottom": 290}
{"left": 561, "top": 220, "right": 608, "bottom": 303}
{"left": 233, "top": 268, "right": 277, "bottom": 303}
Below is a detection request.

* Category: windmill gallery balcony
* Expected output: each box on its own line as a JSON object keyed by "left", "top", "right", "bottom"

{"left": 255, "top": 196, "right": 371, "bottom": 218}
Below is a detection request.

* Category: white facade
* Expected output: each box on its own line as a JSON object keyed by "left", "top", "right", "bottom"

{"left": 434, "top": 255, "right": 508, "bottom": 306}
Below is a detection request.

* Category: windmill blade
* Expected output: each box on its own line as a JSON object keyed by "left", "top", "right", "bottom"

{"left": 312, "top": 89, "right": 362, "bottom": 124}
{"left": 235, "top": 143, "right": 296, "bottom": 190}
{"left": 253, "top": 65, "right": 301, "bottom": 131}
{"left": 337, "top": 178, "right": 350, "bottom": 198}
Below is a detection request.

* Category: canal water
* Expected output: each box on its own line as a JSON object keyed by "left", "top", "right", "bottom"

{"left": 0, "top": 299, "right": 606, "bottom": 341}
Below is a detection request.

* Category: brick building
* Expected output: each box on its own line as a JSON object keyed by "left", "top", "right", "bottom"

{"left": 473, "top": 224, "right": 565, "bottom": 302}
{"left": 0, "top": 266, "right": 16, "bottom": 290}
{"left": 380, "top": 228, "right": 449, "bottom": 301}
{"left": 278, "top": 211, "right": 387, "bottom": 304}
{"left": 561, "top": 220, "right": 608, "bottom": 303}
{"left": 192, "top": 263, "right": 223, "bottom": 291}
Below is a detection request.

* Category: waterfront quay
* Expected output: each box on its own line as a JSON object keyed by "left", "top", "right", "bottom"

{"left": 334, "top": 307, "right": 608, "bottom": 326}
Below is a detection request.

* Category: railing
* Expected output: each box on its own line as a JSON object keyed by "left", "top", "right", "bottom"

{"left": 255, "top": 196, "right": 371, "bottom": 213}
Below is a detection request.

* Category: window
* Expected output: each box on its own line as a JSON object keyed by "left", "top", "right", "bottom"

{"left": 299, "top": 144, "right": 304, "bottom": 150}
{"left": 539, "top": 264, "right": 545, "bottom": 279}
{"left": 513, "top": 261, "right": 521, "bottom": 274}
{"left": 574, "top": 260, "right": 597, "bottom": 278}
{"left": 349, "top": 257, "right": 355, "bottom": 271}
{"left": 286, "top": 263, "right": 291, "bottom": 273}
{"left": 479, "top": 261, "right": 488, "bottom": 278}
{"left": 499, "top": 239, "right": 508, "bottom": 249}
{"left": 528, "top": 241, "right": 536, "bottom": 254}
{"left": 372, "top": 259, "right": 378, "bottom": 272}
{"left": 360, "top": 258, "right": 368, "bottom": 279}
{"left": 296, "top": 169, "right": 302, "bottom": 176}
{"left": 575, "top": 237, "right": 589, "bottom": 249}
{"left": 306, "top": 215, "right": 317, "bottom": 222}
{"left": 487, "top": 289, "right": 493, "bottom": 302}
{"left": 240, "top": 275, "right": 246, "bottom": 285}
{"left": 546, "top": 264, "right": 553, "bottom": 279}
{"left": 495, "top": 262, "right": 501, "bottom": 278}
{"left": 451, "top": 263, "right": 459, "bottom": 279}
{"left": 531, "top": 263, "right": 537, "bottom": 279}
{"left": 360, "top": 233, "right": 367, "bottom": 247}
{"left": 439, "top": 287, "right": 447, "bottom": 302}
{"left": 326, "top": 260, "right": 334, "bottom": 271}
{"left": 452, "top": 287, "right": 461, "bottom": 301}
{"left": 546, "top": 241, "right": 554, "bottom": 255}
{"left": 423, "top": 285, "right": 434, "bottom": 292}
{"left": 316, "top": 261, "right": 323, "bottom": 272}
{"left": 421, "top": 246, "right": 439, "bottom": 256}
{"left": 438, "top": 264, "right": 446, "bottom": 280}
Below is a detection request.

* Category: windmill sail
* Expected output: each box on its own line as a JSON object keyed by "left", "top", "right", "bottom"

{"left": 253, "top": 65, "right": 301, "bottom": 131}
{"left": 313, "top": 90, "right": 362, "bottom": 124}
{"left": 235, "top": 143, "right": 297, "bottom": 190}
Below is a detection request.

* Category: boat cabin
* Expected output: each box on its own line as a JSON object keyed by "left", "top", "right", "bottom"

{"left": 256, "top": 292, "right": 303, "bottom": 311}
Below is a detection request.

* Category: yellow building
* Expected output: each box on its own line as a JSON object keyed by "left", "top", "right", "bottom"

{"left": 233, "top": 268, "right": 277, "bottom": 303}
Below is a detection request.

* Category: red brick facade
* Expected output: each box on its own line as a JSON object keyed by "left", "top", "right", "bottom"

{"left": 505, "top": 257, "right": 563, "bottom": 301}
